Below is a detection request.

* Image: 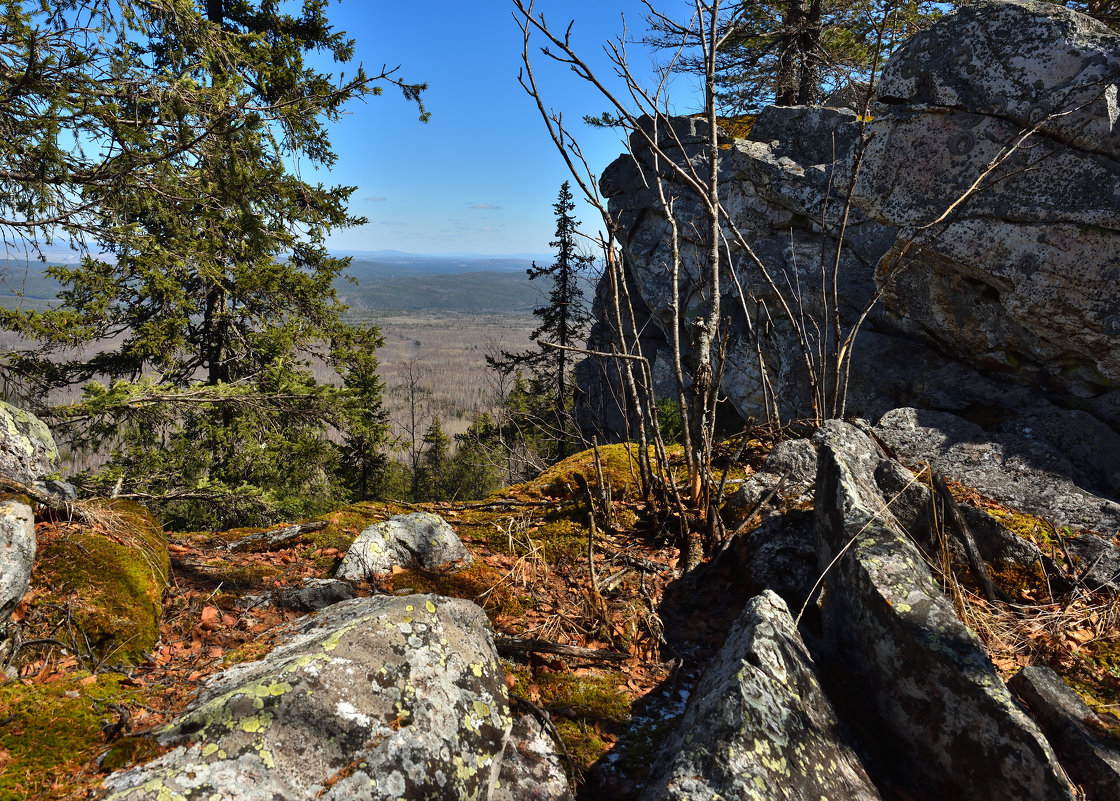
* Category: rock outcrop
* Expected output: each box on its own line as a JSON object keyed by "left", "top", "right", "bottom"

{"left": 813, "top": 420, "right": 1076, "bottom": 800}
{"left": 103, "top": 594, "right": 568, "bottom": 800}
{"left": 640, "top": 590, "right": 881, "bottom": 801}
{"left": 577, "top": 0, "right": 1120, "bottom": 483}
{"left": 336, "top": 512, "right": 472, "bottom": 581}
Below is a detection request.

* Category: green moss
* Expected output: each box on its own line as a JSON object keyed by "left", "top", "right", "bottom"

{"left": 536, "top": 671, "right": 632, "bottom": 769}
{"left": 0, "top": 674, "right": 159, "bottom": 800}
{"left": 982, "top": 506, "right": 1065, "bottom": 550}
{"left": 33, "top": 501, "right": 169, "bottom": 665}
{"left": 509, "top": 444, "right": 652, "bottom": 503}
{"left": 213, "top": 562, "right": 284, "bottom": 589}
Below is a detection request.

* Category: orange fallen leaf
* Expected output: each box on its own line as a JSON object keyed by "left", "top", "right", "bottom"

{"left": 79, "top": 674, "right": 98, "bottom": 686}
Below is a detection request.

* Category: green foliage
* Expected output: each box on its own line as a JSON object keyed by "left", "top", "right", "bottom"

{"left": 647, "top": 1, "right": 950, "bottom": 113}
{"left": 655, "top": 396, "right": 685, "bottom": 444}
{"left": 0, "top": 1, "right": 423, "bottom": 527}
{"left": 485, "top": 181, "right": 591, "bottom": 463}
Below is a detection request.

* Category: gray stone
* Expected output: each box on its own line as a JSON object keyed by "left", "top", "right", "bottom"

{"left": 578, "top": 0, "right": 1120, "bottom": 444}
{"left": 493, "top": 714, "right": 574, "bottom": 801}
{"left": 873, "top": 407, "right": 1120, "bottom": 590}
{"left": 877, "top": 0, "right": 1120, "bottom": 159}
{"left": 33, "top": 479, "right": 77, "bottom": 502}
{"left": 1010, "top": 665, "right": 1120, "bottom": 801}
{"left": 0, "top": 401, "right": 58, "bottom": 485}
{"left": 0, "top": 497, "right": 35, "bottom": 624}
{"left": 813, "top": 420, "right": 1077, "bottom": 800}
{"left": 336, "top": 512, "right": 472, "bottom": 581}
{"left": 640, "top": 590, "right": 882, "bottom": 801}
{"left": 102, "top": 595, "right": 515, "bottom": 800}
{"left": 736, "top": 510, "right": 819, "bottom": 613}
{"left": 762, "top": 437, "right": 817, "bottom": 490}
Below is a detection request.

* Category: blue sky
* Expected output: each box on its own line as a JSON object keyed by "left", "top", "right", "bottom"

{"left": 314, "top": 0, "right": 696, "bottom": 256}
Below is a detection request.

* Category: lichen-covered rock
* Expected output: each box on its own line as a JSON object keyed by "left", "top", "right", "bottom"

{"left": 877, "top": 0, "right": 1120, "bottom": 159}
{"left": 493, "top": 714, "right": 574, "bottom": 801}
{"left": 735, "top": 511, "right": 818, "bottom": 612}
{"left": 0, "top": 497, "right": 35, "bottom": 623}
{"left": 0, "top": 401, "right": 58, "bottom": 485}
{"left": 336, "top": 512, "right": 471, "bottom": 581}
{"left": 814, "top": 420, "right": 1076, "bottom": 800}
{"left": 579, "top": 0, "right": 1120, "bottom": 443}
{"left": 102, "top": 595, "right": 515, "bottom": 800}
{"left": 640, "top": 590, "right": 882, "bottom": 801}
{"left": 1009, "top": 665, "right": 1120, "bottom": 801}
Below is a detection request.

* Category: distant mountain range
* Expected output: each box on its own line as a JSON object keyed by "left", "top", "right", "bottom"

{"left": 0, "top": 252, "right": 591, "bottom": 315}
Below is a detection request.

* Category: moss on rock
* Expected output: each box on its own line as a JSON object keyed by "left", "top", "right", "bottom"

{"left": 33, "top": 500, "right": 169, "bottom": 665}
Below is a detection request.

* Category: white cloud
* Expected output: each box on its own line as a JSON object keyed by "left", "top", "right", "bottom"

{"left": 470, "top": 203, "right": 501, "bottom": 210}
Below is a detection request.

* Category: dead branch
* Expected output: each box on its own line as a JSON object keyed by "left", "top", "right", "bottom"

{"left": 932, "top": 472, "right": 1011, "bottom": 605}
{"left": 227, "top": 520, "right": 328, "bottom": 553}
{"left": 494, "top": 636, "right": 629, "bottom": 663}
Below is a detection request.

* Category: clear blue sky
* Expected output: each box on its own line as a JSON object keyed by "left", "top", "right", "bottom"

{"left": 314, "top": 0, "right": 696, "bottom": 257}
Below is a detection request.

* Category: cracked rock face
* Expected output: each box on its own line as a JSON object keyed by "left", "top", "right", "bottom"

{"left": 813, "top": 420, "right": 1077, "bottom": 801}
{"left": 102, "top": 595, "right": 515, "bottom": 800}
{"left": 640, "top": 590, "right": 882, "bottom": 801}
{"left": 336, "top": 512, "right": 472, "bottom": 581}
{"left": 582, "top": 0, "right": 1120, "bottom": 442}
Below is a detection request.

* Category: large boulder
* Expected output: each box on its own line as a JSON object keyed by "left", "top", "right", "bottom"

{"left": 0, "top": 497, "right": 35, "bottom": 624}
{"left": 579, "top": 0, "right": 1120, "bottom": 449}
{"left": 336, "top": 512, "right": 472, "bottom": 582}
{"left": 640, "top": 590, "right": 881, "bottom": 801}
{"left": 0, "top": 400, "right": 58, "bottom": 486}
{"left": 103, "top": 594, "right": 567, "bottom": 800}
{"left": 813, "top": 420, "right": 1077, "bottom": 800}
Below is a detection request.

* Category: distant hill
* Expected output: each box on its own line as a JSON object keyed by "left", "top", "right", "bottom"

{"left": 0, "top": 254, "right": 598, "bottom": 316}
{"left": 342, "top": 269, "right": 543, "bottom": 313}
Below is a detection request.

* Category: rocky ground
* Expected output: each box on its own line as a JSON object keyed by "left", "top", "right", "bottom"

{"left": 2, "top": 430, "right": 1118, "bottom": 800}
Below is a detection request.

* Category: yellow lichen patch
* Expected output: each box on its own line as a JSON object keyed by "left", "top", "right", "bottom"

{"left": 32, "top": 501, "right": 169, "bottom": 665}
{"left": 717, "top": 114, "right": 757, "bottom": 140}
{"left": 0, "top": 673, "right": 163, "bottom": 800}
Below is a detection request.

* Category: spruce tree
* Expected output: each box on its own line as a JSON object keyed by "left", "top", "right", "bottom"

{"left": 0, "top": 1, "right": 425, "bottom": 526}
{"left": 487, "top": 181, "right": 591, "bottom": 455}
{"left": 644, "top": 1, "right": 950, "bottom": 113}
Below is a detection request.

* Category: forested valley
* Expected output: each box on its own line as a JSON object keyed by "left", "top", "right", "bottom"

{"left": 3, "top": 2, "right": 1120, "bottom": 800}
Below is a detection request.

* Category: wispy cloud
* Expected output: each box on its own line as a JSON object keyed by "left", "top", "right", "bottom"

{"left": 364, "top": 196, "right": 387, "bottom": 202}
{"left": 470, "top": 203, "right": 502, "bottom": 210}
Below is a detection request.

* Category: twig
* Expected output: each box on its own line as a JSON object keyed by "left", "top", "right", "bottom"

{"left": 494, "top": 636, "right": 628, "bottom": 663}
{"left": 932, "top": 473, "right": 1011, "bottom": 605}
